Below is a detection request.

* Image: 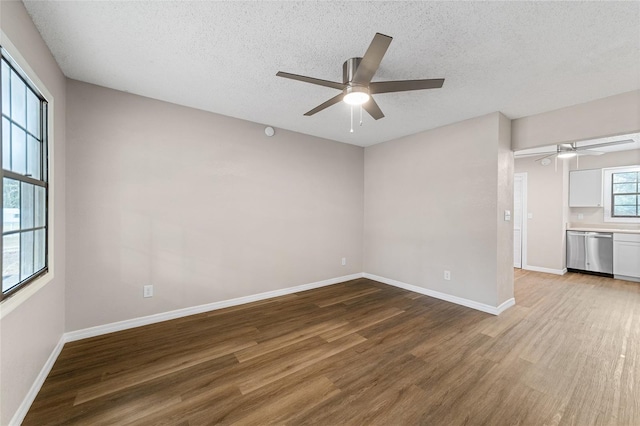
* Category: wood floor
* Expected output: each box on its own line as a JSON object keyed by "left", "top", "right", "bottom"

{"left": 25, "top": 270, "right": 640, "bottom": 425}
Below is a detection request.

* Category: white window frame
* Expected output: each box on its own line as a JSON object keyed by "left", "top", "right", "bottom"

{"left": 0, "top": 32, "right": 56, "bottom": 319}
{"left": 603, "top": 165, "right": 640, "bottom": 224}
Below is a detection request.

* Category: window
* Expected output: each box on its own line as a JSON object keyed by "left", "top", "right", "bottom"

{"left": 1, "top": 50, "right": 48, "bottom": 301}
{"left": 612, "top": 170, "right": 639, "bottom": 217}
{"left": 603, "top": 166, "right": 640, "bottom": 223}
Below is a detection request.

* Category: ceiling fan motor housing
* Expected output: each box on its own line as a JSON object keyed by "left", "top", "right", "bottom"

{"left": 343, "top": 57, "right": 363, "bottom": 84}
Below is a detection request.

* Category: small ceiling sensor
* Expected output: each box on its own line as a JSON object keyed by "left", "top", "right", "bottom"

{"left": 541, "top": 158, "right": 552, "bottom": 166}
{"left": 265, "top": 126, "right": 275, "bottom": 137}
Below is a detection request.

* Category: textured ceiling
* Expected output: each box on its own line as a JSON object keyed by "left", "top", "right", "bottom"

{"left": 22, "top": 1, "right": 640, "bottom": 147}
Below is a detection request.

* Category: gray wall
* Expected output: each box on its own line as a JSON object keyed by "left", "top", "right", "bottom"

{"left": 65, "top": 80, "right": 364, "bottom": 331}
{"left": 0, "top": 1, "right": 67, "bottom": 424}
{"left": 363, "top": 112, "right": 514, "bottom": 308}
{"left": 497, "top": 114, "right": 514, "bottom": 303}
{"left": 512, "top": 90, "right": 640, "bottom": 151}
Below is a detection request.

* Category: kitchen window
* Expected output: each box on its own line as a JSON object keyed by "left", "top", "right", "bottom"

{"left": 1, "top": 50, "right": 49, "bottom": 301}
{"left": 603, "top": 166, "right": 640, "bottom": 223}
{"left": 612, "top": 171, "right": 639, "bottom": 217}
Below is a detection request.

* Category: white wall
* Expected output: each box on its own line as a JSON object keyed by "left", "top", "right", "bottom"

{"left": 363, "top": 112, "right": 514, "bottom": 308}
{"left": 0, "top": 1, "right": 66, "bottom": 424}
{"left": 65, "top": 80, "right": 364, "bottom": 331}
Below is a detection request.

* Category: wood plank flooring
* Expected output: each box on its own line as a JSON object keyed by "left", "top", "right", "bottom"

{"left": 24, "top": 270, "right": 640, "bottom": 425}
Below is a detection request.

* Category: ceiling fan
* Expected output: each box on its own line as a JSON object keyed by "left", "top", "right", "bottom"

{"left": 515, "top": 140, "right": 635, "bottom": 162}
{"left": 276, "top": 33, "right": 445, "bottom": 120}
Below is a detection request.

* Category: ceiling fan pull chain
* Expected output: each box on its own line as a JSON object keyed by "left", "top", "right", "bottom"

{"left": 350, "top": 105, "right": 354, "bottom": 133}
{"left": 360, "top": 105, "right": 363, "bottom": 126}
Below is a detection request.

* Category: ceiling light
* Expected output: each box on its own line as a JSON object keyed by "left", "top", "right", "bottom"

{"left": 557, "top": 152, "right": 577, "bottom": 159}
{"left": 343, "top": 86, "right": 370, "bottom": 106}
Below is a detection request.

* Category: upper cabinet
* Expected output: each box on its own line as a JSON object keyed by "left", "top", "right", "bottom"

{"left": 569, "top": 169, "right": 603, "bottom": 207}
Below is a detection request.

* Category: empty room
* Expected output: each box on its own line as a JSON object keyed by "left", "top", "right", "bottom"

{"left": 1, "top": 1, "right": 640, "bottom": 424}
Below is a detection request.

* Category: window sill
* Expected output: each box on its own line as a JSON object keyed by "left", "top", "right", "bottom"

{"left": 0, "top": 272, "right": 53, "bottom": 319}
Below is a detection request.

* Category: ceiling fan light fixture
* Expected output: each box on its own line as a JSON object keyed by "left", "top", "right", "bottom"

{"left": 343, "top": 86, "right": 370, "bottom": 105}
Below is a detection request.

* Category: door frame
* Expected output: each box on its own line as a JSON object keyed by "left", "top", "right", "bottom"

{"left": 514, "top": 172, "right": 528, "bottom": 269}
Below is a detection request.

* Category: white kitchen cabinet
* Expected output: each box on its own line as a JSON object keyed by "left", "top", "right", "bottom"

{"left": 613, "top": 233, "right": 640, "bottom": 282}
{"left": 569, "top": 169, "right": 603, "bottom": 207}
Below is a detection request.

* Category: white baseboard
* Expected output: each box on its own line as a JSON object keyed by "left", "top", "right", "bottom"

{"left": 65, "top": 273, "right": 364, "bottom": 342}
{"left": 10, "top": 335, "right": 66, "bottom": 426}
{"left": 523, "top": 265, "right": 567, "bottom": 275}
{"left": 495, "top": 297, "right": 516, "bottom": 314}
{"left": 363, "top": 273, "right": 514, "bottom": 316}
{"left": 615, "top": 274, "right": 640, "bottom": 283}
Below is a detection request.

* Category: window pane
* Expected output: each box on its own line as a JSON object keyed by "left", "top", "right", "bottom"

{"left": 10, "top": 70, "right": 26, "bottom": 128}
{"left": 614, "top": 205, "right": 637, "bottom": 217}
{"left": 21, "top": 182, "right": 34, "bottom": 229}
{"left": 613, "top": 183, "right": 637, "bottom": 194}
{"left": 20, "top": 231, "right": 34, "bottom": 281}
{"left": 11, "top": 123, "right": 26, "bottom": 174}
{"left": 27, "top": 90, "right": 40, "bottom": 138}
{"left": 2, "top": 59, "right": 48, "bottom": 296}
{"left": 2, "top": 117, "right": 9, "bottom": 169}
{"left": 42, "top": 104, "right": 47, "bottom": 181}
{"left": 614, "top": 194, "right": 638, "bottom": 206}
{"left": 613, "top": 172, "right": 638, "bottom": 184}
{"left": 1, "top": 60, "right": 10, "bottom": 117}
{"left": 34, "top": 228, "right": 45, "bottom": 272}
{"left": 35, "top": 185, "right": 46, "bottom": 227}
{"left": 3, "top": 178, "right": 20, "bottom": 232}
{"left": 3, "top": 233, "right": 20, "bottom": 292}
{"left": 27, "top": 135, "right": 41, "bottom": 179}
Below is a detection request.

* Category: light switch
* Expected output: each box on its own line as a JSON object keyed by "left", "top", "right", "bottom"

{"left": 504, "top": 210, "right": 511, "bottom": 221}
{"left": 527, "top": 213, "right": 533, "bottom": 219}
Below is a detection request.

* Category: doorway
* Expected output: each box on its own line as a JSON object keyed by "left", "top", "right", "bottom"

{"left": 514, "top": 173, "right": 528, "bottom": 268}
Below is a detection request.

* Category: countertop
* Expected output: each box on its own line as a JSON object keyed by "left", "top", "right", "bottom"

{"left": 567, "top": 223, "right": 640, "bottom": 234}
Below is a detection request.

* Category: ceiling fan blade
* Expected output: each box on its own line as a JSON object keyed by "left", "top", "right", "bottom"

{"left": 304, "top": 93, "right": 344, "bottom": 116}
{"left": 576, "top": 150, "right": 605, "bottom": 156}
{"left": 514, "top": 151, "right": 555, "bottom": 158}
{"left": 535, "top": 153, "right": 558, "bottom": 162}
{"left": 352, "top": 33, "right": 392, "bottom": 85}
{"left": 370, "top": 79, "right": 445, "bottom": 94}
{"left": 276, "top": 71, "right": 346, "bottom": 90}
{"left": 362, "top": 97, "right": 385, "bottom": 120}
{"left": 576, "top": 139, "right": 635, "bottom": 150}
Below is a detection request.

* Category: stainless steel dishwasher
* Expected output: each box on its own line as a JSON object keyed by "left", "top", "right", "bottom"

{"left": 567, "top": 231, "right": 613, "bottom": 276}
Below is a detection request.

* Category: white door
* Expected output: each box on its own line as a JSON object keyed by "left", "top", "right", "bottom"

{"left": 513, "top": 173, "right": 527, "bottom": 268}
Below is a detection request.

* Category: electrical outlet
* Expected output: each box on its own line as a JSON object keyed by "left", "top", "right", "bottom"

{"left": 341, "top": 257, "right": 347, "bottom": 266}
{"left": 143, "top": 285, "right": 153, "bottom": 298}
{"left": 578, "top": 213, "right": 584, "bottom": 220}
{"left": 444, "top": 270, "right": 451, "bottom": 281}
